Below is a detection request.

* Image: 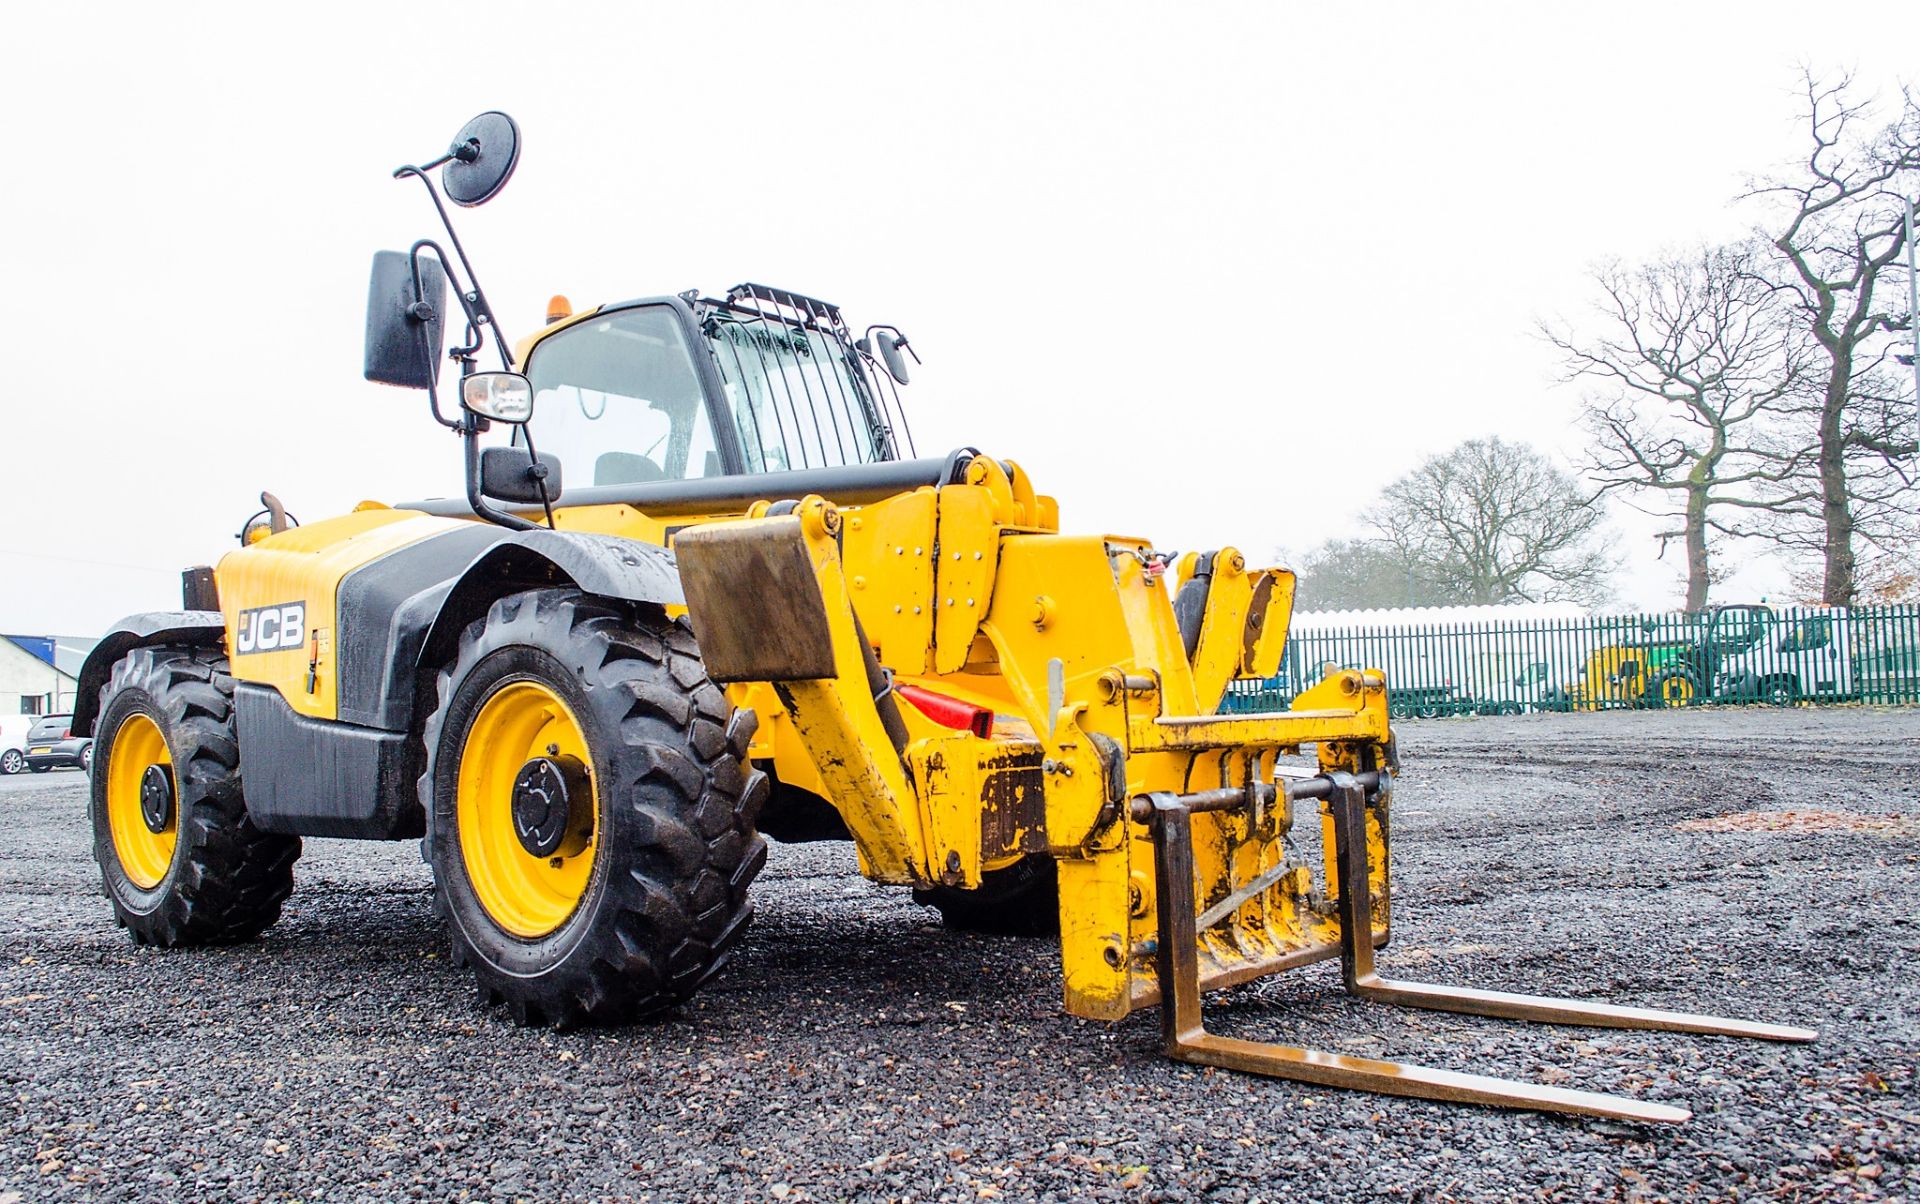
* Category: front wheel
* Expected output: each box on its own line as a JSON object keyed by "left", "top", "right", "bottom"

{"left": 422, "top": 589, "right": 768, "bottom": 1027}
{"left": 0, "top": 749, "right": 21, "bottom": 775}
{"left": 1642, "top": 670, "right": 1699, "bottom": 709}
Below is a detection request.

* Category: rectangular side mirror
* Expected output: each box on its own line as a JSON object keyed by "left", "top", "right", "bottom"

{"left": 479, "top": 446, "right": 563, "bottom": 504}
{"left": 364, "top": 250, "right": 447, "bottom": 389}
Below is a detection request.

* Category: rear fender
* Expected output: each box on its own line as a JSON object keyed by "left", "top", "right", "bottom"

{"left": 417, "top": 529, "right": 685, "bottom": 677}
{"left": 72, "top": 612, "right": 227, "bottom": 736}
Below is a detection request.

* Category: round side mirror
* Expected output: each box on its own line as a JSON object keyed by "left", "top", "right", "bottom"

{"left": 443, "top": 111, "right": 522, "bottom": 208}
{"left": 462, "top": 372, "right": 534, "bottom": 422}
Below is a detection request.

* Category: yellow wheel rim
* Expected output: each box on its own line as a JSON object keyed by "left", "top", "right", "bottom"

{"left": 105, "top": 712, "right": 176, "bottom": 890}
{"left": 456, "top": 681, "right": 598, "bottom": 939}
{"left": 1663, "top": 677, "right": 1693, "bottom": 704}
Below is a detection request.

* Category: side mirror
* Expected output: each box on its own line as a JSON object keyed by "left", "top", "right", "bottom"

{"left": 364, "top": 251, "right": 447, "bottom": 389}
{"left": 442, "top": 111, "right": 521, "bottom": 208}
{"left": 479, "top": 446, "right": 562, "bottom": 504}
{"left": 462, "top": 372, "right": 534, "bottom": 422}
{"left": 875, "top": 330, "right": 911, "bottom": 385}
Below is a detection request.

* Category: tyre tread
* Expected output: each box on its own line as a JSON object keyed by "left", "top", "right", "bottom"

{"left": 420, "top": 591, "right": 766, "bottom": 1028}
{"left": 90, "top": 646, "right": 302, "bottom": 946}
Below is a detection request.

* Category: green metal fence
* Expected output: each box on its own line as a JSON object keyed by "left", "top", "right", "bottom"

{"left": 1221, "top": 603, "right": 1920, "bottom": 716}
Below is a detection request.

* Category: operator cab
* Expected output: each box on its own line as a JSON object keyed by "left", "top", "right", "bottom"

{"left": 518, "top": 284, "right": 915, "bottom": 493}
{"left": 361, "top": 111, "right": 930, "bottom": 530}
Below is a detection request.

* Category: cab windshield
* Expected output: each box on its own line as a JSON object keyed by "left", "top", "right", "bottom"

{"left": 523, "top": 295, "right": 908, "bottom": 488}
{"left": 523, "top": 307, "right": 722, "bottom": 487}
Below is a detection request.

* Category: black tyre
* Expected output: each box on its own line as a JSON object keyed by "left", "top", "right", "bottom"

{"left": 421, "top": 589, "right": 768, "bottom": 1027}
{"left": 89, "top": 646, "right": 302, "bottom": 945}
{"left": 1642, "top": 670, "right": 1699, "bottom": 709}
{"left": 914, "top": 856, "right": 1060, "bottom": 936}
{"left": 79, "top": 742, "right": 94, "bottom": 773}
{"left": 0, "top": 748, "right": 21, "bottom": 775}
{"left": 1763, "top": 677, "right": 1801, "bottom": 707}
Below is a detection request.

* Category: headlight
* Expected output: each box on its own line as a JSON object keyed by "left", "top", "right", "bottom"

{"left": 462, "top": 372, "right": 534, "bottom": 422}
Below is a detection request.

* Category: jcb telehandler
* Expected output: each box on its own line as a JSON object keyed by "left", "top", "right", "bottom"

{"left": 75, "top": 113, "right": 1812, "bottom": 1124}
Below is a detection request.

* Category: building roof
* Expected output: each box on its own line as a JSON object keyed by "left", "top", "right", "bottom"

{"left": 0, "top": 634, "right": 94, "bottom": 682}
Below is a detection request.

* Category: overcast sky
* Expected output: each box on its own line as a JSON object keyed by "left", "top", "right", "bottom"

{"left": 2, "top": 3, "right": 1914, "bottom": 636}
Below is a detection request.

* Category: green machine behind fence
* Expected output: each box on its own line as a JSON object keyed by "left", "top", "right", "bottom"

{"left": 1224, "top": 604, "right": 1920, "bottom": 716}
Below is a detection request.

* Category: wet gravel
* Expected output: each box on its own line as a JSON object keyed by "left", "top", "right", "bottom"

{"left": 1, "top": 708, "right": 1914, "bottom": 1202}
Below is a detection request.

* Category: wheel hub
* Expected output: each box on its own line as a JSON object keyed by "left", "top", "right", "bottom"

{"left": 139, "top": 764, "right": 174, "bottom": 833}
{"left": 510, "top": 756, "right": 586, "bottom": 858}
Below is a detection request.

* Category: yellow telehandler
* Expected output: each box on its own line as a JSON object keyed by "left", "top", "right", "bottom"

{"left": 73, "top": 113, "right": 1811, "bottom": 1124}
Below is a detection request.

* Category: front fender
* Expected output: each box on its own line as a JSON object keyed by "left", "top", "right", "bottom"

{"left": 73, "top": 612, "right": 227, "bottom": 736}
{"left": 418, "top": 530, "right": 685, "bottom": 677}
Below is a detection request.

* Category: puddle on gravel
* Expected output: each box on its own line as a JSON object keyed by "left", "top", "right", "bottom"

{"left": 1676, "top": 809, "right": 1920, "bottom": 836}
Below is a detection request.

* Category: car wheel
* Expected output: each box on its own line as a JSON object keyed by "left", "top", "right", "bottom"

{"left": 80, "top": 743, "right": 94, "bottom": 772}
{"left": 0, "top": 749, "right": 22, "bottom": 776}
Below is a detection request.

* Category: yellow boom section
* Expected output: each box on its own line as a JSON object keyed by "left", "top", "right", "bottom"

{"left": 670, "top": 469, "right": 1388, "bottom": 1024}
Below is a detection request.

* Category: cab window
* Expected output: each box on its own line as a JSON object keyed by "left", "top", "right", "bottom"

{"left": 1782, "top": 616, "right": 1832, "bottom": 653}
{"left": 524, "top": 307, "right": 723, "bottom": 487}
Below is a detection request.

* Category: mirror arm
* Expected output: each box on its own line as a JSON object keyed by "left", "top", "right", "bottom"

{"left": 392, "top": 165, "right": 514, "bottom": 371}
{"left": 863, "top": 324, "right": 921, "bottom": 365}
{"left": 405, "top": 239, "right": 465, "bottom": 430}
{"left": 517, "top": 423, "right": 559, "bottom": 529}
{"left": 461, "top": 409, "right": 538, "bottom": 532}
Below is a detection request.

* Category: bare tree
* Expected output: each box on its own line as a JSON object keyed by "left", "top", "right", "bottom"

{"left": 1543, "top": 240, "right": 1810, "bottom": 610}
{"left": 1363, "top": 437, "right": 1612, "bottom": 606}
{"left": 1284, "top": 537, "right": 1421, "bottom": 612}
{"left": 1748, "top": 71, "right": 1920, "bottom": 605}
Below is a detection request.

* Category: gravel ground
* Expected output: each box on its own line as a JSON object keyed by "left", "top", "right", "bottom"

{"left": 1, "top": 708, "right": 1915, "bottom": 1202}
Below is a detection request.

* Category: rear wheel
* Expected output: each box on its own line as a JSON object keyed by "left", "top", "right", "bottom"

{"left": 422, "top": 589, "right": 767, "bottom": 1027}
{"left": 0, "top": 749, "right": 20, "bottom": 775}
{"left": 89, "top": 647, "right": 302, "bottom": 945}
{"left": 1763, "top": 677, "right": 1801, "bottom": 707}
{"left": 914, "top": 856, "right": 1059, "bottom": 936}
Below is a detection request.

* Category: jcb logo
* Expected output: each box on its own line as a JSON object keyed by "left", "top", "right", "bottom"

{"left": 235, "top": 603, "right": 307, "bottom": 655}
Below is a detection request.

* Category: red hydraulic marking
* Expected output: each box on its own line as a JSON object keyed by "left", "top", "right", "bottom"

{"left": 895, "top": 684, "right": 994, "bottom": 738}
